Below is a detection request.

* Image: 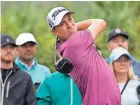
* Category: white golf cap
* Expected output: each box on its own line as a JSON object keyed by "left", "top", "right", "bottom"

{"left": 46, "top": 7, "right": 74, "bottom": 30}
{"left": 16, "top": 33, "right": 37, "bottom": 45}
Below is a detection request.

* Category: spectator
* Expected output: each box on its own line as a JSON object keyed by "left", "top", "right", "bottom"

{"left": 0, "top": 34, "right": 36, "bottom": 105}
{"left": 107, "top": 28, "right": 140, "bottom": 77}
{"left": 108, "top": 47, "right": 140, "bottom": 105}
{"left": 36, "top": 43, "right": 82, "bottom": 105}
{"left": 36, "top": 72, "right": 82, "bottom": 105}
{"left": 15, "top": 33, "right": 51, "bottom": 90}
{"left": 46, "top": 6, "right": 121, "bottom": 105}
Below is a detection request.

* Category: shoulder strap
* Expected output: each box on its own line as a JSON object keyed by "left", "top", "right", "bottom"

{"left": 121, "top": 79, "right": 130, "bottom": 95}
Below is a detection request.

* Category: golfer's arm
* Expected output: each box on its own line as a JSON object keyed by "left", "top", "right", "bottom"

{"left": 76, "top": 19, "right": 93, "bottom": 31}
{"left": 76, "top": 19, "right": 106, "bottom": 40}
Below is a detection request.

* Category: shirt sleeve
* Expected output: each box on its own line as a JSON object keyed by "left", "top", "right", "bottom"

{"left": 44, "top": 67, "right": 52, "bottom": 78}
{"left": 77, "top": 29, "right": 94, "bottom": 50}
{"left": 36, "top": 77, "right": 51, "bottom": 105}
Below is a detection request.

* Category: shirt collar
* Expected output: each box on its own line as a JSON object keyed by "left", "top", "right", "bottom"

{"left": 18, "top": 58, "right": 35, "bottom": 70}
{"left": 28, "top": 59, "right": 35, "bottom": 70}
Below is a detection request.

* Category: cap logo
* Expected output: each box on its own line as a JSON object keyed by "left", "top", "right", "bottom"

{"left": 48, "top": 18, "right": 54, "bottom": 28}
{"left": 52, "top": 8, "right": 67, "bottom": 20}
{"left": 115, "top": 28, "right": 121, "bottom": 33}
{"left": 6, "top": 38, "right": 10, "bottom": 42}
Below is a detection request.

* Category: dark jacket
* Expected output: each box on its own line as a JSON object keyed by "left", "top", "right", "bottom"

{"left": 131, "top": 58, "right": 140, "bottom": 78}
{"left": 0, "top": 63, "right": 36, "bottom": 105}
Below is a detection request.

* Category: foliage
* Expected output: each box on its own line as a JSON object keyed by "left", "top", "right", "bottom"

{"left": 1, "top": 1, "right": 140, "bottom": 72}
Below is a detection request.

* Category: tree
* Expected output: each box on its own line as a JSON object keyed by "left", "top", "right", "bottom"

{"left": 1, "top": 1, "right": 140, "bottom": 72}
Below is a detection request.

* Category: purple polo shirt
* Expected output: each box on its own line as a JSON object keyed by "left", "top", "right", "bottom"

{"left": 58, "top": 30, "right": 121, "bottom": 105}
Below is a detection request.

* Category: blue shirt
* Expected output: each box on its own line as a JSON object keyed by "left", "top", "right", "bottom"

{"left": 15, "top": 57, "right": 51, "bottom": 84}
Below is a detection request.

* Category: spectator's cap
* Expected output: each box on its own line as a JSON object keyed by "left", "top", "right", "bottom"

{"left": 16, "top": 33, "right": 37, "bottom": 46}
{"left": 108, "top": 47, "right": 132, "bottom": 63}
{"left": 0, "top": 34, "right": 16, "bottom": 47}
{"left": 108, "top": 28, "right": 128, "bottom": 42}
{"left": 46, "top": 7, "right": 74, "bottom": 30}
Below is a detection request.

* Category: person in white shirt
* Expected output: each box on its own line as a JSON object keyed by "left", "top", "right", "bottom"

{"left": 108, "top": 47, "right": 140, "bottom": 105}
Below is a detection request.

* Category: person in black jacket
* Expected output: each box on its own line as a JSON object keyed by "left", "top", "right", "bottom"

{"left": 0, "top": 34, "right": 36, "bottom": 105}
